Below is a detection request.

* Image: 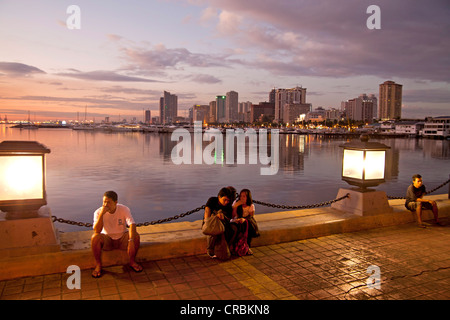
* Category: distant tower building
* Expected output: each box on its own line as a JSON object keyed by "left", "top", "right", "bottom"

{"left": 209, "top": 101, "right": 217, "bottom": 123}
{"left": 216, "top": 95, "right": 226, "bottom": 123}
{"left": 283, "top": 103, "right": 312, "bottom": 124}
{"left": 238, "top": 101, "right": 252, "bottom": 122}
{"left": 275, "top": 86, "right": 306, "bottom": 123}
{"left": 225, "top": 90, "right": 238, "bottom": 123}
{"left": 188, "top": 107, "right": 193, "bottom": 123}
{"left": 269, "top": 88, "right": 276, "bottom": 104}
{"left": 160, "top": 91, "right": 178, "bottom": 124}
{"left": 379, "top": 81, "right": 402, "bottom": 120}
{"left": 145, "top": 109, "right": 151, "bottom": 124}
{"left": 159, "top": 97, "right": 164, "bottom": 123}
{"left": 251, "top": 102, "right": 275, "bottom": 123}
{"left": 193, "top": 105, "right": 210, "bottom": 124}
{"left": 367, "top": 93, "right": 378, "bottom": 119}
{"left": 346, "top": 94, "right": 375, "bottom": 123}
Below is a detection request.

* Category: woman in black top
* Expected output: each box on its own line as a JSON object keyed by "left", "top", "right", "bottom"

{"left": 204, "top": 187, "right": 235, "bottom": 258}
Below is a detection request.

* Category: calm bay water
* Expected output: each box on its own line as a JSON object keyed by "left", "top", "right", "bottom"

{"left": 1, "top": 124, "right": 449, "bottom": 232}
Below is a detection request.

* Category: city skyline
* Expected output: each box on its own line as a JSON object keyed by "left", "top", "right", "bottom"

{"left": 1, "top": 0, "right": 449, "bottom": 121}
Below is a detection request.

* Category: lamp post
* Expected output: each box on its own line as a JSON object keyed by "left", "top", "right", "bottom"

{"left": 0, "top": 140, "right": 50, "bottom": 218}
{"left": 331, "top": 135, "right": 393, "bottom": 216}
{"left": 0, "top": 141, "right": 59, "bottom": 257}
{"left": 341, "top": 134, "right": 390, "bottom": 191}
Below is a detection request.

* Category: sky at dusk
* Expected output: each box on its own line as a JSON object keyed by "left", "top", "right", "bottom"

{"left": 0, "top": 0, "right": 449, "bottom": 122}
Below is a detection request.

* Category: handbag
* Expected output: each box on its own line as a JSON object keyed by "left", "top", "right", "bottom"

{"left": 202, "top": 213, "right": 225, "bottom": 236}
{"left": 248, "top": 216, "right": 260, "bottom": 238}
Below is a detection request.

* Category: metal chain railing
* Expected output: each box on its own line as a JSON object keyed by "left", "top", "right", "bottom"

{"left": 387, "top": 178, "right": 450, "bottom": 200}
{"left": 51, "top": 194, "right": 350, "bottom": 228}
{"left": 51, "top": 178, "right": 449, "bottom": 228}
{"left": 51, "top": 216, "right": 93, "bottom": 228}
{"left": 252, "top": 193, "right": 350, "bottom": 210}
{"left": 135, "top": 206, "right": 205, "bottom": 227}
{"left": 51, "top": 205, "right": 206, "bottom": 228}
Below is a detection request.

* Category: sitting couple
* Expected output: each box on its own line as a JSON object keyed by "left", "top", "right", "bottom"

{"left": 204, "top": 187, "right": 260, "bottom": 259}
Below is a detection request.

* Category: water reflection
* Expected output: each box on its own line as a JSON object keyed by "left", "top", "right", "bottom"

{"left": 1, "top": 125, "right": 448, "bottom": 232}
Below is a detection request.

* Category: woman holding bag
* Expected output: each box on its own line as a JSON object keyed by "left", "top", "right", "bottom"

{"left": 203, "top": 187, "right": 234, "bottom": 259}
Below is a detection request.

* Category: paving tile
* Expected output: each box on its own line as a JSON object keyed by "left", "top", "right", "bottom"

{"left": 2, "top": 221, "right": 450, "bottom": 302}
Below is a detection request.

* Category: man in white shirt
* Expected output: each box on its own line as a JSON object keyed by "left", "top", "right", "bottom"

{"left": 91, "top": 191, "right": 142, "bottom": 278}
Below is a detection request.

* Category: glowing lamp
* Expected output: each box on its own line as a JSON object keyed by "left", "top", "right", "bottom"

{"left": 0, "top": 141, "right": 50, "bottom": 215}
{"left": 340, "top": 135, "right": 390, "bottom": 190}
{"left": 331, "top": 135, "right": 393, "bottom": 216}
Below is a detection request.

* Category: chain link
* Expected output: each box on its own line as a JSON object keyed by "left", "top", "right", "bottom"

{"left": 253, "top": 193, "right": 350, "bottom": 210}
{"left": 387, "top": 178, "right": 450, "bottom": 200}
{"left": 50, "top": 178, "right": 450, "bottom": 228}
{"left": 51, "top": 195, "right": 350, "bottom": 228}
{"left": 52, "top": 205, "right": 206, "bottom": 228}
{"left": 135, "top": 205, "right": 206, "bottom": 227}
{"left": 51, "top": 216, "right": 93, "bottom": 228}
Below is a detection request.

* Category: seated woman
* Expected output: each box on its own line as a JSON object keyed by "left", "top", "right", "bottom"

{"left": 231, "top": 189, "right": 260, "bottom": 255}
{"left": 203, "top": 187, "right": 235, "bottom": 259}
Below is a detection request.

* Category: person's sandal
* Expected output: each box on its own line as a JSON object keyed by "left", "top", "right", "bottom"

{"left": 92, "top": 268, "right": 102, "bottom": 278}
{"left": 130, "top": 263, "right": 143, "bottom": 273}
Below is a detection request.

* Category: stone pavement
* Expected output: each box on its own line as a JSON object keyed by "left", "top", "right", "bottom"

{"left": 1, "top": 217, "right": 449, "bottom": 301}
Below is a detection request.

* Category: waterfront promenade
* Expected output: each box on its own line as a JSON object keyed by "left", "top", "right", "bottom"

{"left": 1, "top": 194, "right": 449, "bottom": 301}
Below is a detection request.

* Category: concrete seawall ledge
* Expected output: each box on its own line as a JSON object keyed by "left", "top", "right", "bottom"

{"left": 0, "top": 194, "right": 449, "bottom": 281}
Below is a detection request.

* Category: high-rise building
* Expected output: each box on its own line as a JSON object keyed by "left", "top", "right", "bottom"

{"left": 251, "top": 102, "right": 275, "bottom": 123}
{"left": 283, "top": 103, "right": 311, "bottom": 124}
{"left": 367, "top": 94, "right": 378, "bottom": 119}
{"left": 159, "top": 97, "right": 164, "bottom": 123}
{"left": 188, "top": 107, "right": 193, "bottom": 122}
{"left": 274, "top": 86, "right": 307, "bottom": 123}
{"left": 209, "top": 101, "right": 217, "bottom": 124}
{"left": 225, "top": 90, "right": 238, "bottom": 123}
{"left": 238, "top": 101, "right": 252, "bottom": 114}
{"left": 216, "top": 95, "right": 226, "bottom": 123}
{"left": 160, "top": 91, "right": 178, "bottom": 124}
{"left": 379, "top": 81, "right": 402, "bottom": 120}
{"left": 238, "top": 101, "right": 252, "bottom": 122}
{"left": 341, "top": 100, "right": 349, "bottom": 113}
{"left": 193, "top": 104, "right": 210, "bottom": 124}
{"left": 145, "top": 109, "right": 151, "bottom": 124}
{"left": 269, "top": 88, "right": 276, "bottom": 104}
{"left": 346, "top": 94, "right": 375, "bottom": 123}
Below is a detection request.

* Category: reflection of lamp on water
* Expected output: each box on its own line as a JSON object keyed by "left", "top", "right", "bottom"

{"left": 331, "top": 135, "right": 393, "bottom": 216}
{"left": 0, "top": 141, "right": 59, "bottom": 258}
